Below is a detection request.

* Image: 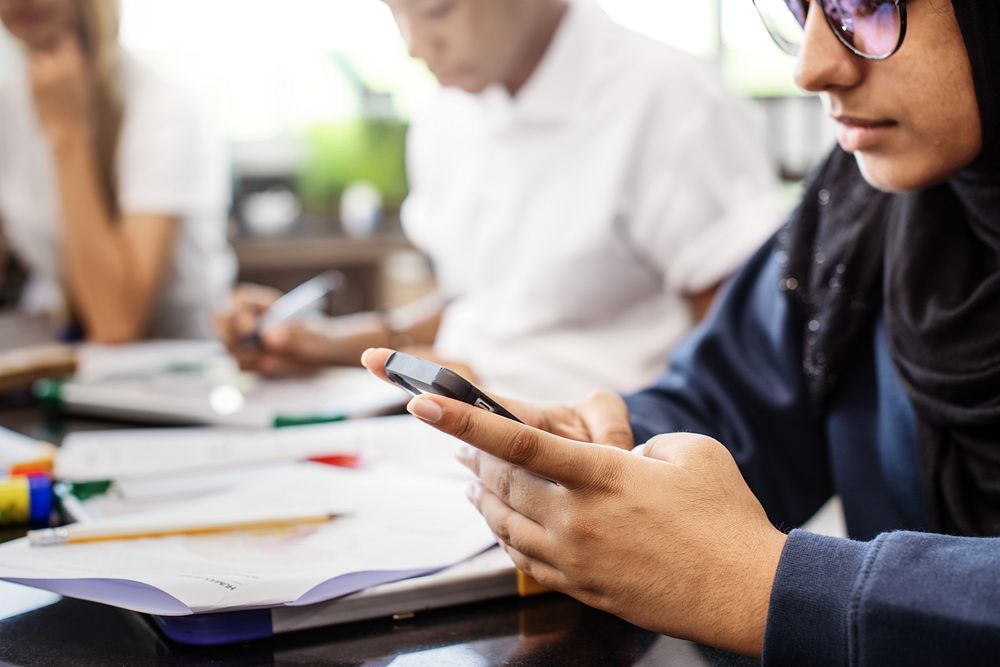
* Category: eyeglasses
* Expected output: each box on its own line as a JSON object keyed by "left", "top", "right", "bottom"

{"left": 752, "top": 0, "right": 907, "bottom": 61}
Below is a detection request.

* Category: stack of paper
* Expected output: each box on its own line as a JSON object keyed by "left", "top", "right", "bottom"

{"left": 52, "top": 416, "right": 469, "bottom": 522}
{"left": 55, "top": 415, "right": 466, "bottom": 483}
{"left": 0, "top": 461, "right": 495, "bottom": 615}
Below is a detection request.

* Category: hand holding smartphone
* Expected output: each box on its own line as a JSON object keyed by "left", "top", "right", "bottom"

{"left": 383, "top": 352, "right": 523, "bottom": 423}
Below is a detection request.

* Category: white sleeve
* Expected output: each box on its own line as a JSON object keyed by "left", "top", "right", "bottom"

{"left": 628, "top": 87, "right": 788, "bottom": 295}
{"left": 116, "top": 79, "right": 217, "bottom": 216}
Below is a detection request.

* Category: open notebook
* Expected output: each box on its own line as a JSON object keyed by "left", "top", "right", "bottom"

{"left": 36, "top": 340, "right": 407, "bottom": 427}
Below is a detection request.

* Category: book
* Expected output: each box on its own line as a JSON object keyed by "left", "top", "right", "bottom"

{"left": 0, "top": 312, "right": 74, "bottom": 391}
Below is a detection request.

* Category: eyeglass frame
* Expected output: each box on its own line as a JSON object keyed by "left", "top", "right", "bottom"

{"left": 752, "top": 0, "right": 908, "bottom": 62}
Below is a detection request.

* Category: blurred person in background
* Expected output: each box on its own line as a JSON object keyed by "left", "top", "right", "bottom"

{"left": 220, "top": 0, "right": 784, "bottom": 403}
{"left": 0, "top": 0, "right": 234, "bottom": 343}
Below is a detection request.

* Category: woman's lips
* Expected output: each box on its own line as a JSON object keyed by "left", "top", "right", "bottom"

{"left": 834, "top": 116, "right": 899, "bottom": 153}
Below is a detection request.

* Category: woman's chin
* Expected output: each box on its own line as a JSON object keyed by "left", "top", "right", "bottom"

{"left": 854, "top": 153, "right": 955, "bottom": 194}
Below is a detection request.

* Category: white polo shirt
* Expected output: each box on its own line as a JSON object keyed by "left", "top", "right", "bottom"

{"left": 402, "top": 0, "right": 786, "bottom": 403}
{"left": 0, "top": 53, "right": 235, "bottom": 339}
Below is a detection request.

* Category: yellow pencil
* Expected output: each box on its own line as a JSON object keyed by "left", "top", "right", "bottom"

{"left": 28, "top": 509, "right": 336, "bottom": 546}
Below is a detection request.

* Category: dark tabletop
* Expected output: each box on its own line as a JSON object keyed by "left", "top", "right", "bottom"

{"left": 0, "top": 396, "right": 754, "bottom": 667}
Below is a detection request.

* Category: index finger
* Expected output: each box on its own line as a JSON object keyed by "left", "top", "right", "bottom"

{"left": 406, "top": 393, "right": 610, "bottom": 491}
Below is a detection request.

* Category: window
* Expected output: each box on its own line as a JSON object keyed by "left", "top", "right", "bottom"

{"left": 119, "top": 0, "right": 433, "bottom": 141}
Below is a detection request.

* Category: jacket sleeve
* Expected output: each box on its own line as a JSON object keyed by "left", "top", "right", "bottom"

{"left": 623, "top": 236, "right": 832, "bottom": 529}
{"left": 765, "top": 529, "right": 1000, "bottom": 665}
{"left": 626, "top": 240, "right": 1000, "bottom": 664}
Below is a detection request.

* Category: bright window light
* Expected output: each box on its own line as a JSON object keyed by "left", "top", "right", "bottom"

{"left": 596, "top": 0, "right": 715, "bottom": 55}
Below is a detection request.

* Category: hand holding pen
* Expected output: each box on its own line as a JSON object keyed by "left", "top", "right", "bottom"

{"left": 246, "top": 270, "right": 344, "bottom": 346}
{"left": 216, "top": 271, "right": 350, "bottom": 376}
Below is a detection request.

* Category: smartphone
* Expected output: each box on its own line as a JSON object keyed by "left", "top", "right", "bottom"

{"left": 384, "top": 352, "right": 523, "bottom": 423}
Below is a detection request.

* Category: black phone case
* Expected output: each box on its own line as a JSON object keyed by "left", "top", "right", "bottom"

{"left": 384, "top": 352, "right": 523, "bottom": 423}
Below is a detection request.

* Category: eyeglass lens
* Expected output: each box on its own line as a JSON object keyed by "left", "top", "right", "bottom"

{"left": 776, "top": 0, "right": 901, "bottom": 59}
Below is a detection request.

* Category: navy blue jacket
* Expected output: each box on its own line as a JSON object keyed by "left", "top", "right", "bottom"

{"left": 623, "top": 239, "right": 1000, "bottom": 665}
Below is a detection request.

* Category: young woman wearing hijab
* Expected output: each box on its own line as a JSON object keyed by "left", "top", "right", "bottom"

{"left": 362, "top": 0, "right": 1000, "bottom": 661}
{"left": 219, "top": 0, "right": 783, "bottom": 404}
{"left": 0, "top": 0, "right": 234, "bottom": 342}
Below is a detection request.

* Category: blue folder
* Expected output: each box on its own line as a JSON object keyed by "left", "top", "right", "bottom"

{"left": 152, "top": 547, "right": 520, "bottom": 645}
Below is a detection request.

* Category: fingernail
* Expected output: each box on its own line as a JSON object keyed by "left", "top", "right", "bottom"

{"left": 360, "top": 348, "right": 373, "bottom": 367}
{"left": 455, "top": 445, "right": 476, "bottom": 470}
{"left": 408, "top": 395, "right": 443, "bottom": 423}
{"left": 466, "top": 482, "right": 481, "bottom": 504}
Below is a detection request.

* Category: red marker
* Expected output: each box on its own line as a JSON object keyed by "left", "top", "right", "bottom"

{"left": 307, "top": 454, "right": 363, "bottom": 469}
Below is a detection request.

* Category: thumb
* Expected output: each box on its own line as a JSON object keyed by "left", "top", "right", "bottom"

{"left": 641, "top": 432, "right": 719, "bottom": 465}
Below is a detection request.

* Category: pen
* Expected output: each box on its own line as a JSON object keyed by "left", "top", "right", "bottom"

{"left": 242, "top": 270, "right": 345, "bottom": 347}
{"left": 28, "top": 508, "right": 338, "bottom": 546}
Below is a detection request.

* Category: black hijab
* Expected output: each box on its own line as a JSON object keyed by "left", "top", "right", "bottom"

{"left": 781, "top": 0, "right": 1000, "bottom": 536}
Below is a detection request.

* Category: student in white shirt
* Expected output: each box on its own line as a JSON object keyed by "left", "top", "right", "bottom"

{"left": 220, "top": 0, "right": 783, "bottom": 402}
{"left": 0, "top": 0, "right": 234, "bottom": 342}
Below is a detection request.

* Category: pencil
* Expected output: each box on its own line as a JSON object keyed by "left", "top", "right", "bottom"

{"left": 28, "top": 509, "right": 336, "bottom": 546}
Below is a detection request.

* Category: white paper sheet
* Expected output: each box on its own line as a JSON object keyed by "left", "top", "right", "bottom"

{"left": 0, "top": 463, "right": 494, "bottom": 615}
{"left": 55, "top": 415, "right": 464, "bottom": 483}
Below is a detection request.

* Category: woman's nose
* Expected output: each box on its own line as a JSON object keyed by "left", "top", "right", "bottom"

{"left": 793, "top": 2, "right": 865, "bottom": 93}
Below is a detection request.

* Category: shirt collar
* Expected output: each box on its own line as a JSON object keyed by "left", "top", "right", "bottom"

{"left": 476, "top": 0, "right": 605, "bottom": 125}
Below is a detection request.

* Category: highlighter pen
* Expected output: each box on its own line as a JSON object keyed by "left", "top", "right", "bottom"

{"left": 0, "top": 474, "right": 53, "bottom": 526}
{"left": 241, "top": 270, "right": 345, "bottom": 348}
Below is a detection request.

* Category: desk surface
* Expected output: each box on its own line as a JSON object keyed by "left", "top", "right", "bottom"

{"left": 0, "top": 400, "right": 754, "bottom": 667}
